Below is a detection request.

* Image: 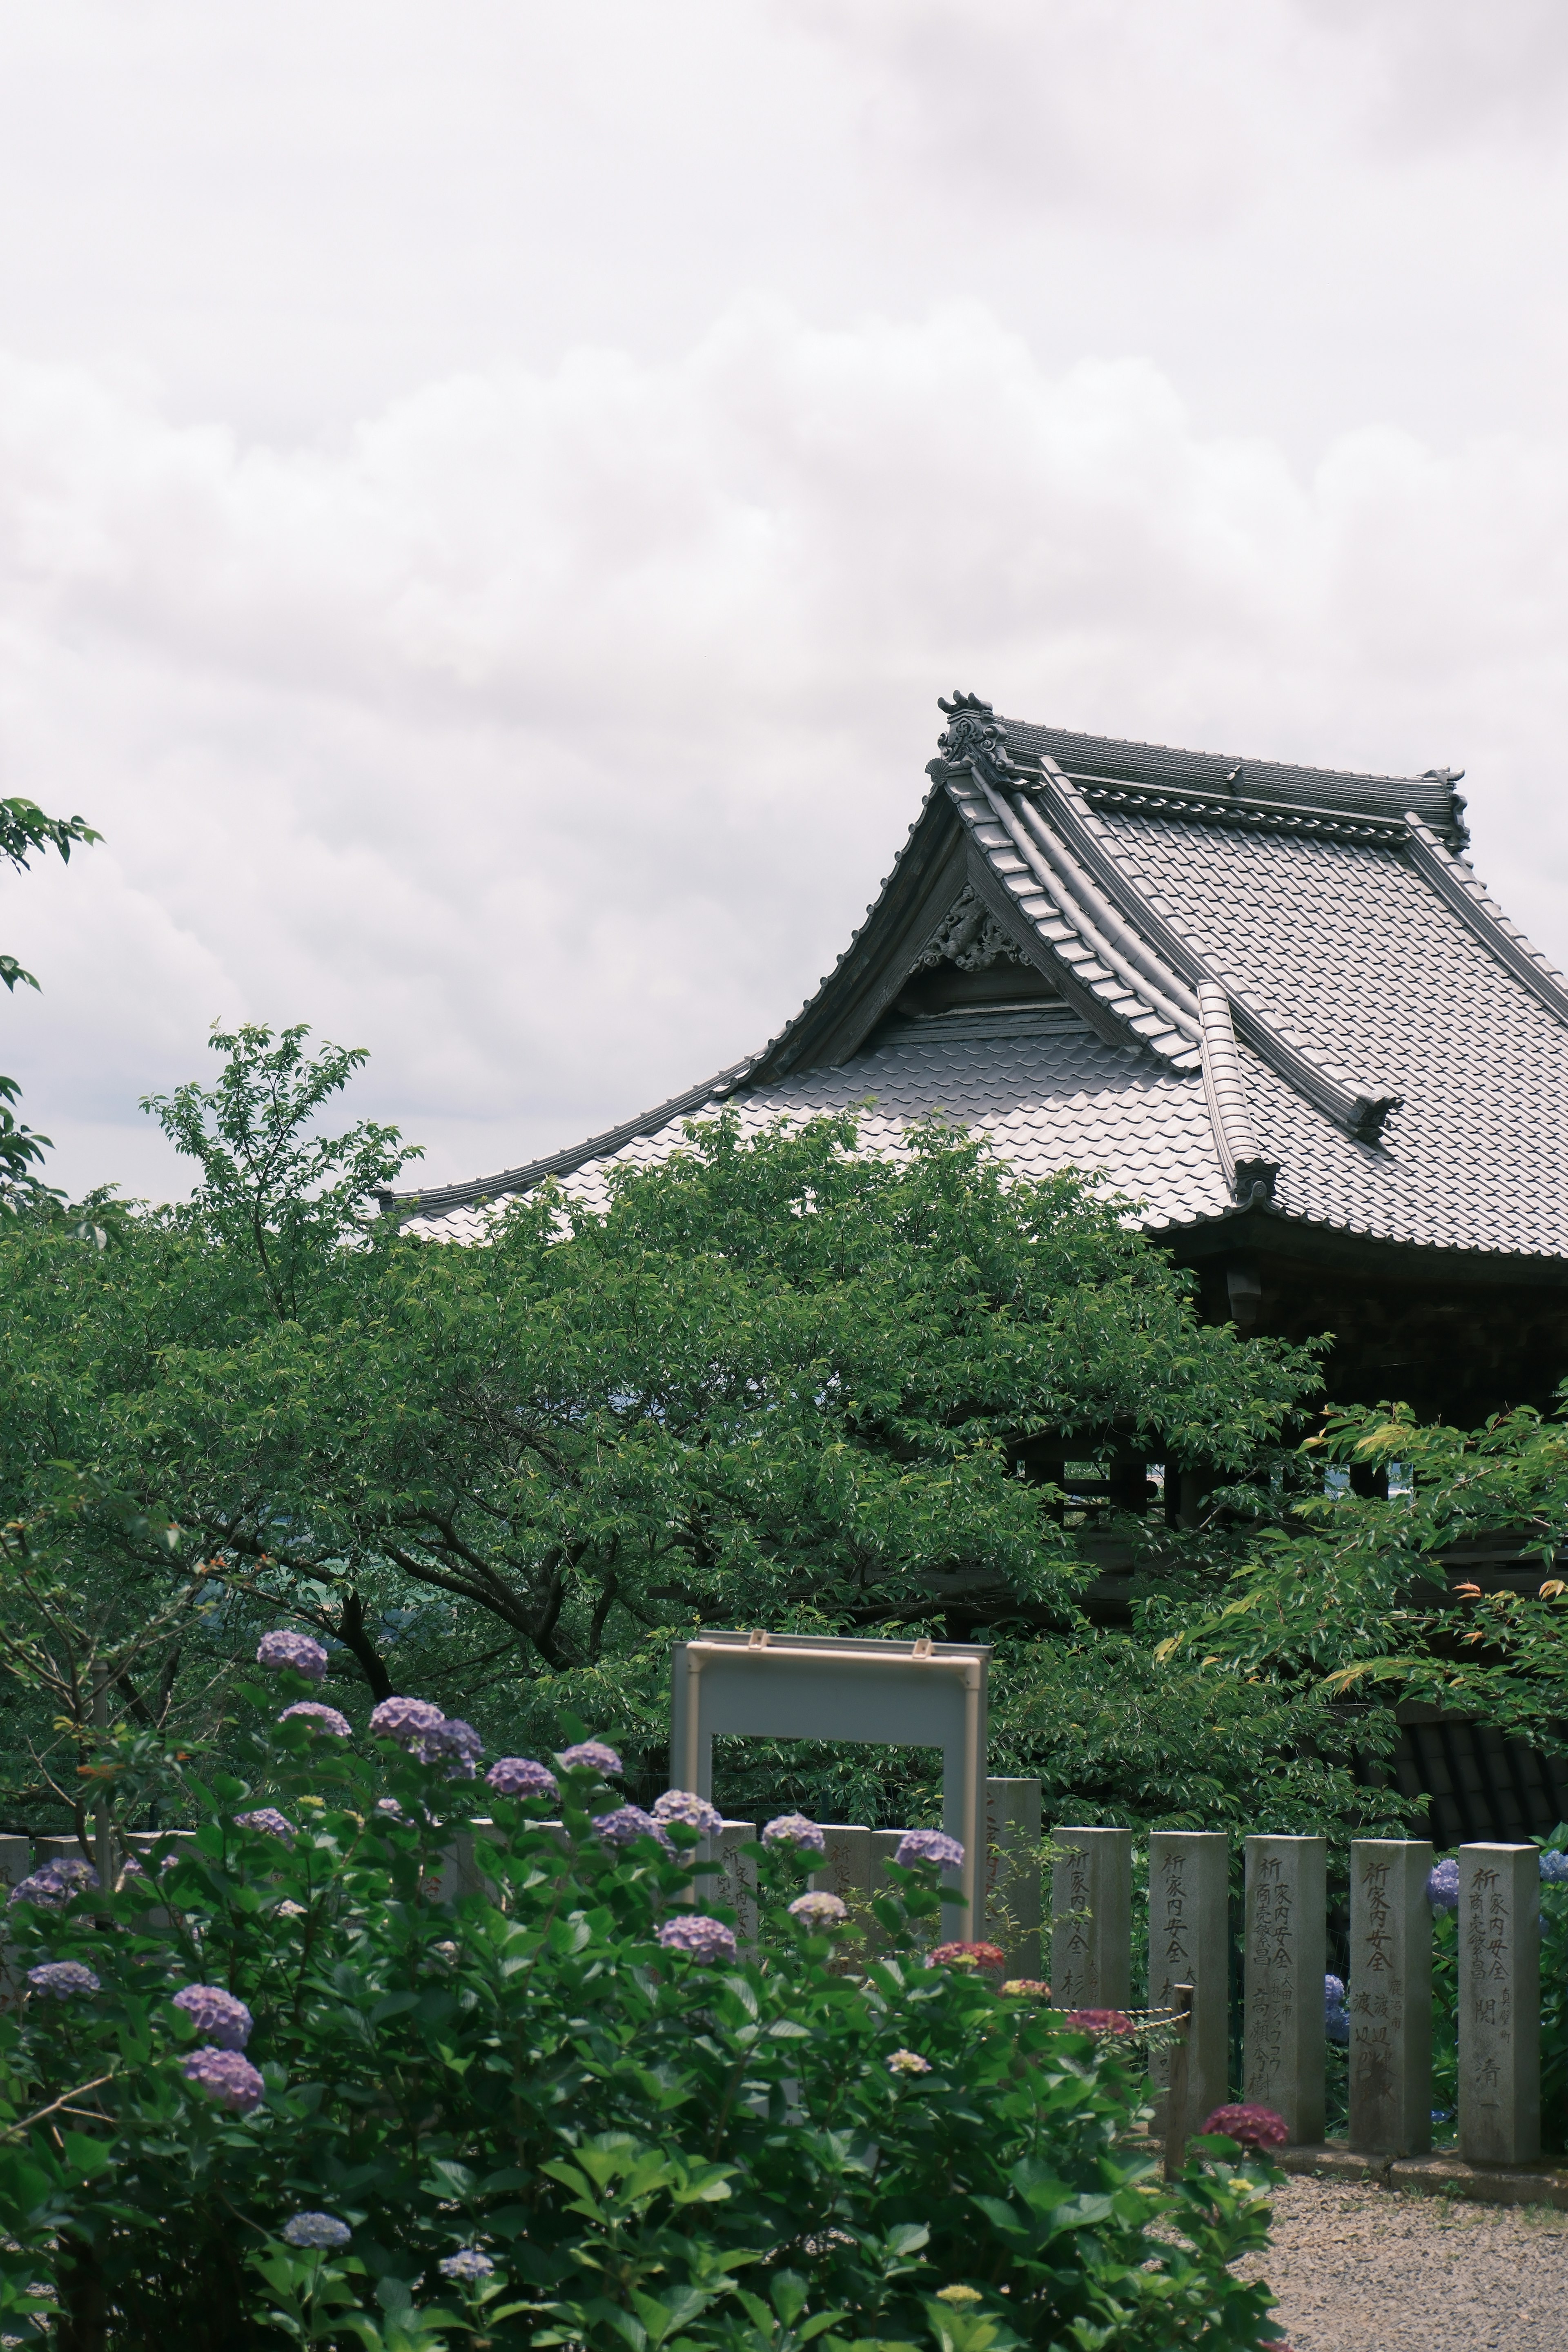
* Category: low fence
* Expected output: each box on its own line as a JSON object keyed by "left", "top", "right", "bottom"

{"left": 7, "top": 1801, "right": 1542, "bottom": 2169}
{"left": 1055, "top": 1825, "right": 1540, "bottom": 2168}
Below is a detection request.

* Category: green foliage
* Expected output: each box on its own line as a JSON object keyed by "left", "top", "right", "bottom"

{"left": 141, "top": 1021, "right": 424, "bottom": 1322}
{"left": 0, "top": 1703, "right": 1287, "bottom": 2350}
{"left": 0, "top": 793, "right": 99, "bottom": 1198}
{"left": 0, "top": 1031, "right": 1323, "bottom": 1827}
{"left": 1160, "top": 1393, "right": 1568, "bottom": 1748}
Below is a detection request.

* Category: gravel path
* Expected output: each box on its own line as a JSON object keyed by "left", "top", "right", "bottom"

{"left": 1235, "top": 2177, "right": 1568, "bottom": 2350}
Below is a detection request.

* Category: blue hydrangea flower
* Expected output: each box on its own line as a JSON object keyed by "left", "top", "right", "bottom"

{"left": 895, "top": 1829, "right": 965, "bottom": 1871}
{"left": 173, "top": 1983, "right": 253, "bottom": 2050}
{"left": 27, "top": 1960, "right": 100, "bottom": 1998}
{"left": 424, "top": 1717, "right": 484, "bottom": 1776}
{"left": 256, "top": 1630, "right": 328, "bottom": 1682}
{"left": 1427, "top": 1858, "right": 1459, "bottom": 1913}
{"left": 1324, "top": 1974, "right": 1349, "bottom": 2045}
{"left": 558, "top": 1739, "right": 624, "bottom": 1777}
{"left": 485, "top": 1757, "right": 559, "bottom": 1801}
{"left": 7, "top": 1858, "right": 98, "bottom": 1909}
{"left": 652, "top": 1790, "right": 723, "bottom": 1836}
{"left": 656, "top": 1914, "right": 737, "bottom": 1962}
{"left": 592, "top": 1805, "right": 673, "bottom": 1853}
{"left": 182, "top": 2046, "right": 265, "bottom": 2114}
{"left": 1540, "top": 1850, "right": 1568, "bottom": 1884}
{"left": 234, "top": 1808, "right": 295, "bottom": 1840}
{"left": 762, "top": 1813, "right": 826, "bottom": 1855}
{"left": 281, "top": 2212, "right": 351, "bottom": 2249}
{"left": 439, "top": 2249, "right": 496, "bottom": 2284}
{"left": 368, "top": 1696, "right": 445, "bottom": 1748}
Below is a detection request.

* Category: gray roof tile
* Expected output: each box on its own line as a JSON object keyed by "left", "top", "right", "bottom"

{"left": 392, "top": 699, "right": 1568, "bottom": 1264}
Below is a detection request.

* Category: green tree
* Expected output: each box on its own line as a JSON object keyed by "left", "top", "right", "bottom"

{"left": 0, "top": 1028, "right": 1341, "bottom": 1831}
{"left": 1165, "top": 1392, "right": 1568, "bottom": 1747}
{"left": 0, "top": 795, "right": 99, "bottom": 1199}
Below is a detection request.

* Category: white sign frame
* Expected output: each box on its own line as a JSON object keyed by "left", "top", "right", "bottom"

{"left": 669, "top": 1628, "right": 990, "bottom": 1929}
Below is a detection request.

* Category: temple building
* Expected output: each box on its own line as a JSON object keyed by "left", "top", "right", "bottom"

{"left": 390, "top": 695, "right": 1568, "bottom": 1839}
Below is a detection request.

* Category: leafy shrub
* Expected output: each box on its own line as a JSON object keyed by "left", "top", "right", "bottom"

{"left": 0, "top": 1677, "right": 1287, "bottom": 2350}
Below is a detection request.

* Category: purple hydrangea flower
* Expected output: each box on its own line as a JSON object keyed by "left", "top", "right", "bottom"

{"left": 1324, "top": 1973, "right": 1349, "bottom": 2046}
{"left": 762, "top": 1813, "right": 826, "bottom": 1855}
{"left": 1540, "top": 1850, "right": 1568, "bottom": 1885}
{"left": 256, "top": 1630, "right": 329, "bottom": 1682}
{"left": 182, "top": 2045, "right": 265, "bottom": 2114}
{"left": 439, "top": 2249, "right": 496, "bottom": 2283}
{"left": 592, "top": 1805, "right": 673, "bottom": 1853}
{"left": 1427, "top": 1858, "right": 1459, "bottom": 1914}
{"left": 788, "top": 1891, "right": 847, "bottom": 1928}
{"left": 424, "top": 1717, "right": 484, "bottom": 1776}
{"left": 7, "top": 1858, "right": 98, "bottom": 1909}
{"left": 375, "top": 1797, "right": 407, "bottom": 1823}
{"left": 27, "top": 1961, "right": 100, "bottom": 1998}
{"left": 172, "top": 1983, "right": 254, "bottom": 2050}
{"left": 281, "top": 2212, "right": 351, "bottom": 2249}
{"left": 234, "top": 1808, "right": 295, "bottom": 1840}
{"left": 486, "top": 1757, "right": 559, "bottom": 1801}
{"left": 278, "top": 1702, "right": 352, "bottom": 1737}
{"left": 368, "top": 1696, "right": 445, "bottom": 1748}
{"left": 652, "top": 1790, "right": 723, "bottom": 1836}
{"left": 894, "top": 1829, "right": 965, "bottom": 1871}
{"left": 656, "top": 1913, "right": 738, "bottom": 1962}
{"left": 558, "top": 1739, "right": 623, "bottom": 1777}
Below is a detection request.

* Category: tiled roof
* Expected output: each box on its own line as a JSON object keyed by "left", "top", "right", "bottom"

{"left": 390, "top": 697, "right": 1568, "bottom": 1264}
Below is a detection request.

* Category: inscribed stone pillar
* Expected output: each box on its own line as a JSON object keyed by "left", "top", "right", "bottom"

{"left": 1147, "top": 1831, "right": 1229, "bottom": 2133}
{"left": 1243, "top": 1834, "right": 1326, "bottom": 2145}
{"left": 1459, "top": 1842, "right": 1541, "bottom": 2165}
{"left": 811, "top": 1825, "right": 875, "bottom": 1918}
{"left": 1348, "top": 1838, "right": 1432, "bottom": 2157}
{"left": 985, "top": 1778, "right": 1042, "bottom": 1975}
{"left": 1050, "top": 1826, "right": 1132, "bottom": 2007}
{"left": 706, "top": 1821, "right": 759, "bottom": 1948}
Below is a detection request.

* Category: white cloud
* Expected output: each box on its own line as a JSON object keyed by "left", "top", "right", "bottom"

{"left": 0, "top": 3, "right": 1564, "bottom": 1201}
{"left": 3, "top": 296, "right": 1568, "bottom": 1202}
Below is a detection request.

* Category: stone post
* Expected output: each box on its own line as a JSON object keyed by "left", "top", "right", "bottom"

{"left": 1348, "top": 1838, "right": 1432, "bottom": 2157}
{"left": 1148, "top": 1831, "right": 1229, "bottom": 2133}
{"left": 1459, "top": 1842, "right": 1541, "bottom": 2165}
{"left": 811, "top": 1825, "right": 875, "bottom": 1920}
{"left": 1243, "top": 1834, "right": 1326, "bottom": 2145}
{"left": 985, "top": 1778, "right": 1042, "bottom": 1975}
{"left": 706, "top": 1821, "right": 759, "bottom": 1949}
{"left": 1050, "top": 1825, "right": 1131, "bottom": 2007}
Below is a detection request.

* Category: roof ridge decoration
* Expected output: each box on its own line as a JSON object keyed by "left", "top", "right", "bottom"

{"left": 913, "top": 882, "right": 1028, "bottom": 973}
{"left": 934, "top": 696, "right": 1204, "bottom": 1071}
{"left": 1403, "top": 817, "right": 1568, "bottom": 1031}
{"left": 932, "top": 694, "right": 1402, "bottom": 1142}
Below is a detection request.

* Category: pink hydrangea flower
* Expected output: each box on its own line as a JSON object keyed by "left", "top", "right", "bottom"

{"left": 1199, "top": 2102, "right": 1289, "bottom": 2152}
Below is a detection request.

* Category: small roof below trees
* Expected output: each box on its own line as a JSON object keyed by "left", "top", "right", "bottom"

{"left": 388, "top": 696, "right": 1568, "bottom": 1266}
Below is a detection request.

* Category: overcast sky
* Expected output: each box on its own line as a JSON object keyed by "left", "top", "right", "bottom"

{"left": 4, "top": 0, "right": 1568, "bottom": 1202}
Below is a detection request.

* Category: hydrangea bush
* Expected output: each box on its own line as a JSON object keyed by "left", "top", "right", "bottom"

{"left": 0, "top": 1686, "right": 1288, "bottom": 2350}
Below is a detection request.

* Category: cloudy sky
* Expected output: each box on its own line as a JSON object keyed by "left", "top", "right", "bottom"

{"left": 3, "top": 0, "right": 1568, "bottom": 1202}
